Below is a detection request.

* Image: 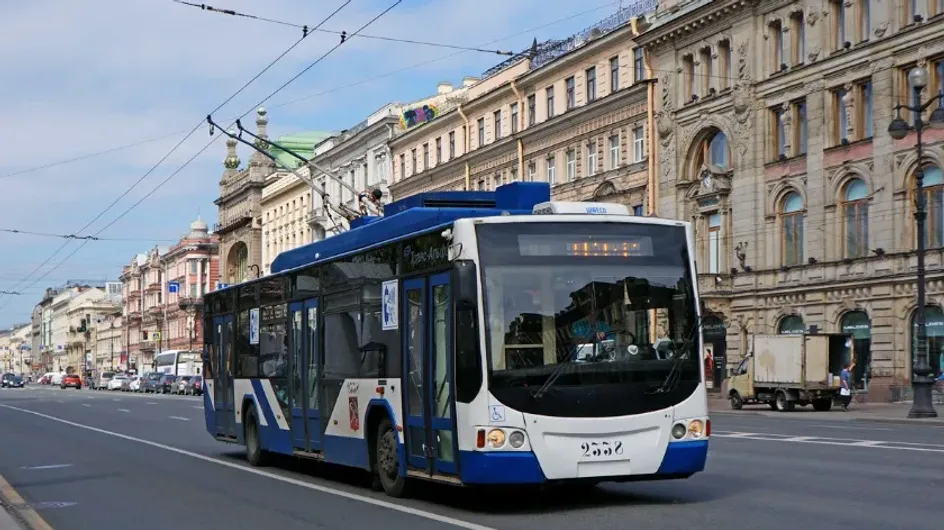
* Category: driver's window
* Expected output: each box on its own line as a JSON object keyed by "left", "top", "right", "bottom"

{"left": 735, "top": 358, "right": 749, "bottom": 375}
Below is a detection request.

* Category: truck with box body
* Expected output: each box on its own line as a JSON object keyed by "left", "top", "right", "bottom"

{"left": 725, "top": 333, "right": 848, "bottom": 412}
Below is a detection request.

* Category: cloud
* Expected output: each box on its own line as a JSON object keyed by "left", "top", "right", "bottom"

{"left": 0, "top": 0, "right": 621, "bottom": 326}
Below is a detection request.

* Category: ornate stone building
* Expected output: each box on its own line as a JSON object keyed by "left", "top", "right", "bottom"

{"left": 260, "top": 130, "right": 335, "bottom": 275}
{"left": 389, "top": 5, "right": 654, "bottom": 211}
{"left": 637, "top": 0, "right": 944, "bottom": 399}
{"left": 216, "top": 108, "right": 276, "bottom": 285}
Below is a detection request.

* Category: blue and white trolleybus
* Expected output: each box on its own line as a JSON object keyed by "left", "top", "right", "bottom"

{"left": 201, "top": 182, "right": 709, "bottom": 497}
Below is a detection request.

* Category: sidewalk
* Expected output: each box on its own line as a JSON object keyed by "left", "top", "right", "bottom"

{"left": 708, "top": 397, "right": 944, "bottom": 425}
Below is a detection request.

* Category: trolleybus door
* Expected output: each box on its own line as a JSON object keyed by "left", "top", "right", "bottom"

{"left": 402, "top": 273, "right": 458, "bottom": 475}
{"left": 289, "top": 299, "right": 322, "bottom": 451}
{"left": 213, "top": 314, "right": 236, "bottom": 438}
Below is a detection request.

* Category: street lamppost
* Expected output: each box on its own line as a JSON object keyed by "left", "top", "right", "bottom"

{"left": 887, "top": 66, "right": 944, "bottom": 418}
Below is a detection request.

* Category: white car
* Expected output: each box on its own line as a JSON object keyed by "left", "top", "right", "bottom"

{"left": 128, "top": 375, "right": 143, "bottom": 392}
{"left": 107, "top": 374, "right": 128, "bottom": 391}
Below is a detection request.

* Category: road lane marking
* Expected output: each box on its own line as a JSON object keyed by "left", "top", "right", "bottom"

{"left": 146, "top": 402, "right": 158, "bottom": 405}
{"left": 0, "top": 403, "right": 495, "bottom": 530}
{"left": 118, "top": 409, "right": 130, "bottom": 413}
{"left": 0, "top": 473, "right": 55, "bottom": 530}
{"left": 169, "top": 416, "right": 190, "bottom": 421}
{"left": 21, "top": 464, "right": 73, "bottom": 470}
{"left": 713, "top": 431, "right": 944, "bottom": 453}
{"left": 193, "top": 406, "right": 203, "bottom": 410}
{"left": 82, "top": 404, "right": 91, "bottom": 407}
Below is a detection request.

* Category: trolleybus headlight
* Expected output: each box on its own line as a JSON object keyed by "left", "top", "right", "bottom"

{"left": 671, "top": 423, "right": 687, "bottom": 440}
{"left": 508, "top": 430, "right": 526, "bottom": 448}
{"left": 687, "top": 420, "right": 705, "bottom": 438}
{"left": 486, "top": 429, "right": 506, "bottom": 448}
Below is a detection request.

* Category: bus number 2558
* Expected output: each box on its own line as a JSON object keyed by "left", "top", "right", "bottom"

{"left": 580, "top": 441, "right": 624, "bottom": 458}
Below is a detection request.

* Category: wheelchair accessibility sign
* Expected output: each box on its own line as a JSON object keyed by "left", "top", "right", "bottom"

{"left": 489, "top": 405, "right": 506, "bottom": 423}
{"left": 381, "top": 279, "right": 398, "bottom": 330}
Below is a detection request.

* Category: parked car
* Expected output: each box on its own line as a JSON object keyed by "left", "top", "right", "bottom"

{"left": 95, "top": 371, "right": 116, "bottom": 390}
{"left": 60, "top": 374, "right": 82, "bottom": 389}
{"left": 126, "top": 375, "right": 142, "bottom": 392}
{"left": 107, "top": 374, "right": 128, "bottom": 391}
{"left": 187, "top": 375, "right": 203, "bottom": 396}
{"left": 157, "top": 374, "right": 177, "bottom": 394}
{"left": 141, "top": 372, "right": 164, "bottom": 393}
{"left": 171, "top": 375, "right": 192, "bottom": 395}
{"left": 1, "top": 373, "right": 15, "bottom": 388}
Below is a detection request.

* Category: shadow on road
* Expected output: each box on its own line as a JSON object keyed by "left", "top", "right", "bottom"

{"left": 213, "top": 450, "right": 734, "bottom": 514}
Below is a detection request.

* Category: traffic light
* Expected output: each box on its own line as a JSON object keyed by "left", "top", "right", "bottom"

{"left": 142, "top": 330, "right": 149, "bottom": 340}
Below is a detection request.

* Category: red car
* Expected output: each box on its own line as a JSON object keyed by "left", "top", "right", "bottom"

{"left": 60, "top": 374, "right": 82, "bottom": 389}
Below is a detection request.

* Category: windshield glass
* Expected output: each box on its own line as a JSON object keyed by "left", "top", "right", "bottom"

{"left": 477, "top": 221, "right": 700, "bottom": 418}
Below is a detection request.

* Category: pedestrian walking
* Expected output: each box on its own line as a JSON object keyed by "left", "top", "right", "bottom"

{"left": 839, "top": 362, "right": 853, "bottom": 411}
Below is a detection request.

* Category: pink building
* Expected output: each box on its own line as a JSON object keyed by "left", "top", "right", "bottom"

{"left": 120, "top": 218, "right": 219, "bottom": 372}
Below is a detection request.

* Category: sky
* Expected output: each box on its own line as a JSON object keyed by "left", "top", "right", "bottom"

{"left": 0, "top": 0, "right": 631, "bottom": 328}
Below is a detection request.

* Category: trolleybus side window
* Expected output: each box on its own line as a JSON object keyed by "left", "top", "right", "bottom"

{"left": 235, "top": 308, "right": 260, "bottom": 378}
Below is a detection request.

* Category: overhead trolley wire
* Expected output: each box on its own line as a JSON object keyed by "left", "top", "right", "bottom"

{"left": 0, "top": 1, "right": 355, "bottom": 310}
{"left": 0, "top": 1, "right": 404, "bottom": 313}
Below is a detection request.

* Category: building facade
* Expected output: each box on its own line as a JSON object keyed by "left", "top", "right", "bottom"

{"left": 637, "top": 0, "right": 944, "bottom": 398}
{"left": 389, "top": 7, "right": 653, "bottom": 212}
{"left": 216, "top": 108, "right": 276, "bottom": 286}
{"left": 259, "top": 130, "right": 336, "bottom": 275}
{"left": 258, "top": 86, "right": 466, "bottom": 274}
{"left": 64, "top": 288, "right": 121, "bottom": 374}
{"left": 159, "top": 218, "right": 220, "bottom": 353}
{"left": 92, "top": 313, "right": 123, "bottom": 372}
{"left": 0, "top": 324, "right": 30, "bottom": 374}
{"left": 121, "top": 218, "right": 219, "bottom": 371}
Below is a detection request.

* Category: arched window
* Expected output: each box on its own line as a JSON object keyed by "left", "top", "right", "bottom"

{"left": 910, "top": 306, "right": 944, "bottom": 377}
{"left": 777, "top": 314, "right": 805, "bottom": 334}
{"left": 707, "top": 131, "right": 729, "bottom": 170}
{"left": 920, "top": 164, "right": 944, "bottom": 248}
{"left": 842, "top": 178, "right": 869, "bottom": 258}
{"left": 781, "top": 192, "right": 804, "bottom": 266}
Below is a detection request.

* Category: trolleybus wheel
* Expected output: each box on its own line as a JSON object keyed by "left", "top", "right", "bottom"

{"left": 245, "top": 408, "right": 269, "bottom": 467}
{"left": 375, "top": 417, "right": 408, "bottom": 498}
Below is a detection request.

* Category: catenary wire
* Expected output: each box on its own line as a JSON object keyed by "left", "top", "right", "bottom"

{"left": 0, "top": 1, "right": 623, "bottom": 182}
{"left": 0, "top": 1, "right": 403, "bottom": 313}
{"left": 0, "top": 1, "right": 353, "bottom": 310}
{"left": 0, "top": 228, "right": 176, "bottom": 242}
{"left": 171, "top": 0, "right": 514, "bottom": 56}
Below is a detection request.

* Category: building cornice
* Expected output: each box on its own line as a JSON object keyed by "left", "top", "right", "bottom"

{"left": 636, "top": 0, "right": 753, "bottom": 50}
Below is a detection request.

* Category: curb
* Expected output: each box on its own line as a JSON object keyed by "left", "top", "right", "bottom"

{"left": 851, "top": 417, "right": 944, "bottom": 427}
{"left": 0, "top": 475, "right": 53, "bottom": 530}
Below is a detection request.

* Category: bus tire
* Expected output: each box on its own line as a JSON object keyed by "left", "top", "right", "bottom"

{"left": 245, "top": 407, "right": 269, "bottom": 467}
{"left": 375, "top": 417, "right": 408, "bottom": 498}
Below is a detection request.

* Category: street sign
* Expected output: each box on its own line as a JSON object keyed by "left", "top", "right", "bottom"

{"left": 168, "top": 281, "right": 180, "bottom": 293}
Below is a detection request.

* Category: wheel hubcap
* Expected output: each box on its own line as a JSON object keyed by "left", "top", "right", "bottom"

{"left": 378, "top": 431, "right": 397, "bottom": 479}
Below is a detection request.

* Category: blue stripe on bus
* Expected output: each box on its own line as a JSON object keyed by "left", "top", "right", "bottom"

{"left": 202, "top": 391, "right": 214, "bottom": 435}
{"left": 656, "top": 439, "right": 708, "bottom": 475}
{"left": 249, "top": 380, "right": 294, "bottom": 455}
{"left": 323, "top": 436, "right": 370, "bottom": 469}
{"left": 457, "top": 451, "right": 546, "bottom": 484}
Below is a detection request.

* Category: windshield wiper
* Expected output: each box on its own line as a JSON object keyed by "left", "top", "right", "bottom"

{"left": 529, "top": 328, "right": 600, "bottom": 401}
{"left": 647, "top": 319, "right": 701, "bottom": 395}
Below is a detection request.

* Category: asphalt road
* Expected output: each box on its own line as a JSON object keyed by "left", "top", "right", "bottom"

{"left": 1, "top": 386, "right": 943, "bottom": 530}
